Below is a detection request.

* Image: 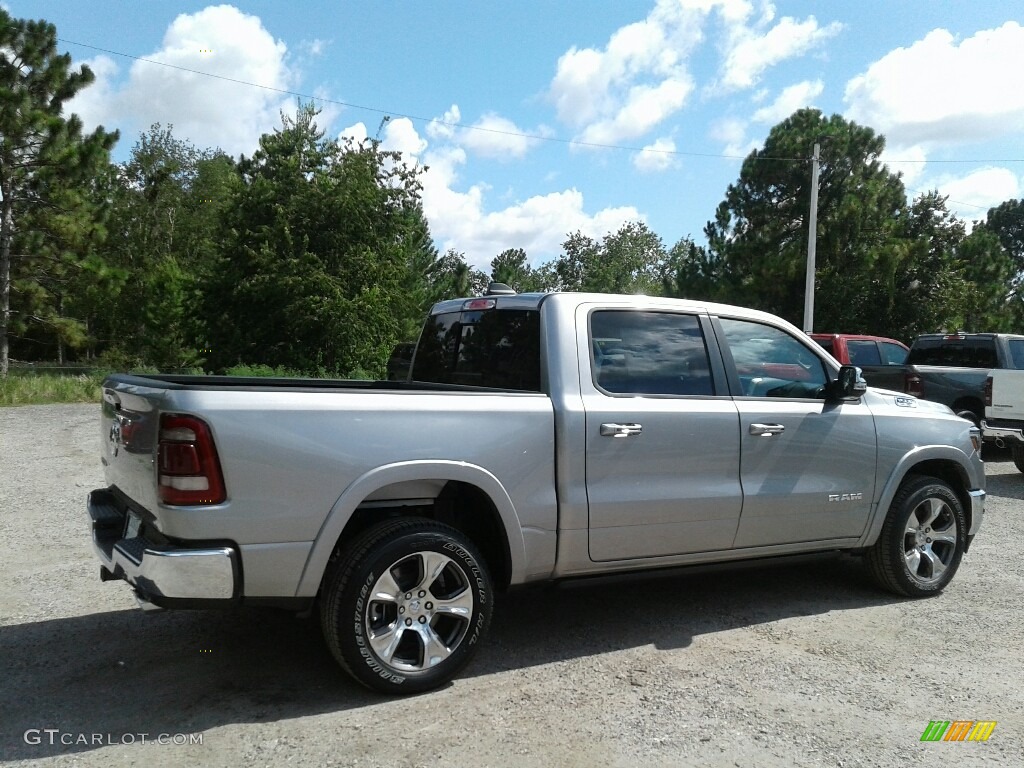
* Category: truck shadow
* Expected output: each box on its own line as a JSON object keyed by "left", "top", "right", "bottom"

{"left": 0, "top": 555, "right": 896, "bottom": 759}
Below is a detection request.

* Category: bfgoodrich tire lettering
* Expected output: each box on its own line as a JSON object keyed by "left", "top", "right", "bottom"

{"left": 319, "top": 517, "right": 493, "bottom": 694}
{"left": 866, "top": 475, "right": 966, "bottom": 597}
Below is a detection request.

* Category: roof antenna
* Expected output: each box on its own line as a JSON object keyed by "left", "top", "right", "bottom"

{"left": 485, "top": 282, "right": 516, "bottom": 296}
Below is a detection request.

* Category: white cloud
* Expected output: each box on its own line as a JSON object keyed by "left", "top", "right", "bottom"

{"left": 879, "top": 143, "right": 928, "bottom": 186}
{"left": 845, "top": 23, "right": 1024, "bottom": 148}
{"left": 302, "top": 38, "right": 328, "bottom": 57}
{"left": 65, "top": 54, "right": 120, "bottom": 132}
{"left": 383, "top": 117, "right": 427, "bottom": 158}
{"left": 459, "top": 113, "right": 542, "bottom": 160}
{"left": 339, "top": 121, "right": 368, "bottom": 144}
{"left": 710, "top": 117, "right": 759, "bottom": 158}
{"left": 721, "top": 15, "right": 842, "bottom": 90}
{"left": 633, "top": 138, "right": 679, "bottom": 173}
{"left": 548, "top": 0, "right": 712, "bottom": 145}
{"left": 752, "top": 79, "right": 824, "bottom": 124}
{"left": 929, "top": 167, "right": 1021, "bottom": 222}
{"left": 427, "top": 104, "right": 461, "bottom": 141}
{"left": 67, "top": 5, "right": 297, "bottom": 157}
{"left": 351, "top": 118, "right": 641, "bottom": 266}
{"left": 433, "top": 186, "right": 642, "bottom": 266}
{"left": 578, "top": 78, "right": 692, "bottom": 145}
{"left": 549, "top": 0, "right": 840, "bottom": 148}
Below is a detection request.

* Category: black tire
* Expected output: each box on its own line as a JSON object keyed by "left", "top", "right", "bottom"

{"left": 319, "top": 517, "right": 493, "bottom": 694}
{"left": 866, "top": 475, "right": 966, "bottom": 597}
{"left": 1012, "top": 446, "right": 1024, "bottom": 474}
{"left": 955, "top": 409, "right": 981, "bottom": 429}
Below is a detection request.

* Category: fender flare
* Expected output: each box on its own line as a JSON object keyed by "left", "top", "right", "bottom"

{"left": 294, "top": 460, "right": 527, "bottom": 597}
{"left": 859, "top": 445, "right": 976, "bottom": 547}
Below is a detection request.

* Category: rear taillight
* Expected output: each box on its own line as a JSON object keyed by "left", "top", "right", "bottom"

{"left": 905, "top": 373, "right": 923, "bottom": 398}
{"left": 984, "top": 375, "right": 993, "bottom": 407}
{"left": 158, "top": 414, "right": 226, "bottom": 505}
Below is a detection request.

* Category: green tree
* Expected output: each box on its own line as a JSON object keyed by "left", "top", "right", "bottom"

{"left": 955, "top": 199, "right": 1024, "bottom": 330}
{"left": 489, "top": 248, "right": 547, "bottom": 292}
{"left": 659, "top": 236, "right": 714, "bottom": 299}
{"left": 553, "top": 221, "right": 667, "bottom": 294}
{"left": 0, "top": 10, "right": 118, "bottom": 375}
{"left": 704, "top": 109, "right": 907, "bottom": 331}
{"left": 429, "top": 249, "right": 489, "bottom": 299}
{"left": 98, "top": 126, "right": 240, "bottom": 369}
{"left": 205, "top": 103, "right": 431, "bottom": 376}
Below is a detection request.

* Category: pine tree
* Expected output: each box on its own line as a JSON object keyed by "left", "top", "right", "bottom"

{"left": 0, "top": 10, "right": 118, "bottom": 375}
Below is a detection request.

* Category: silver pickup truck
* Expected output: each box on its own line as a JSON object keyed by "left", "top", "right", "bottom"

{"left": 88, "top": 291, "right": 985, "bottom": 694}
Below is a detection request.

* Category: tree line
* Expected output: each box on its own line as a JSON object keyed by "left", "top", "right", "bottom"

{"left": 2, "top": 9, "right": 1023, "bottom": 378}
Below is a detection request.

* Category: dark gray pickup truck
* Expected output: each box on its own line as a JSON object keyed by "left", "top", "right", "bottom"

{"left": 905, "top": 332, "right": 1024, "bottom": 428}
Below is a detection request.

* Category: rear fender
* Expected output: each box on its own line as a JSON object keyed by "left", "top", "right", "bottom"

{"left": 294, "top": 460, "right": 526, "bottom": 597}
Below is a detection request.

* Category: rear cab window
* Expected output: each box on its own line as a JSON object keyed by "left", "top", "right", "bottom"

{"left": 411, "top": 307, "right": 541, "bottom": 391}
{"left": 907, "top": 337, "right": 998, "bottom": 368}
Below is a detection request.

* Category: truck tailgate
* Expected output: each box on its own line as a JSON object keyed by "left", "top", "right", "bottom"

{"left": 100, "top": 379, "right": 168, "bottom": 514}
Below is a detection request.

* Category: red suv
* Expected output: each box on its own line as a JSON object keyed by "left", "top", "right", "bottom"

{"left": 810, "top": 334, "right": 910, "bottom": 391}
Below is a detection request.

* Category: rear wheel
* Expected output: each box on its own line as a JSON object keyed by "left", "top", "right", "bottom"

{"left": 866, "top": 475, "right": 966, "bottom": 597}
{"left": 955, "top": 409, "right": 981, "bottom": 429}
{"left": 1012, "top": 446, "right": 1024, "bottom": 473}
{"left": 319, "top": 518, "right": 493, "bottom": 694}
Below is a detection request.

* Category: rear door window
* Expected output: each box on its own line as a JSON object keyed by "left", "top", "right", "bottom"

{"left": 847, "top": 340, "right": 882, "bottom": 366}
{"left": 590, "top": 311, "right": 714, "bottom": 396}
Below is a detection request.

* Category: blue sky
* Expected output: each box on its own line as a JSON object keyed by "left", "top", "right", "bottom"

{"left": 8, "top": 1, "right": 1024, "bottom": 269}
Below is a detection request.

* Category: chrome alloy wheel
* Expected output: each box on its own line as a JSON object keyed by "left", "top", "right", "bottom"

{"left": 903, "top": 496, "right": 958, "bottom": 585}
{"left": 365, "top": 551, "right": 475, "bottom": 673}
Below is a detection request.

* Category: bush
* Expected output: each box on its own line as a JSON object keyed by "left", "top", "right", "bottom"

{"left": 223, "top": 363, "right": 301, "bottom": 377}
{"left": 0, "top": 373, "right": 104, "bottom": 406}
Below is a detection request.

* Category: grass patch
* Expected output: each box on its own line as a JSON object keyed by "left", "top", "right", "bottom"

{"left": 0, "top": 373, "right": 105, "bottom": 406}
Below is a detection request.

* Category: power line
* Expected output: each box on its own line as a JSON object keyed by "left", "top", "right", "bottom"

{"left": 53, "top": 37, "right": 799, "bottom": 162}
{"left": 58, "top": 37, "right": 1024, "bottom": 168}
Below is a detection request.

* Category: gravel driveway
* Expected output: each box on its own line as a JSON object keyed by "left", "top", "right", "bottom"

{"left": 1, "top": 404, "right": 1021, "bottom": 767}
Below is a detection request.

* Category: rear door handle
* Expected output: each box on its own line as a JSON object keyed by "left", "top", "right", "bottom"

{"left": 749, "top": 423, "right": 785, "bottom": 437}
{"left": 600, "top": 423, "right": 643, "bottom": 438}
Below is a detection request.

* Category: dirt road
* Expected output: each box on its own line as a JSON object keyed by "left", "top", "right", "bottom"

{"left": 1, "top": 404, "right": 1020, "bottom": 767}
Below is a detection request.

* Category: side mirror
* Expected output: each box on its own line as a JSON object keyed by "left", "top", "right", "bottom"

{"left": 826, "top": 365, "right": 868, "bottom": 401}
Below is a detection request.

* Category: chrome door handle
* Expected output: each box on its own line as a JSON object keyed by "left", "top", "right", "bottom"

{"left": 600, "top": 423, "right": 643, "bottom": 438}
{"left": 749, "top": 423, "right": 785, "bottom": 437}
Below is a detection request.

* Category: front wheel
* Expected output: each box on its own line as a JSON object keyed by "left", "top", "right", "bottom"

{"left": 319, "top": 518, "right": 493, "bottom": 694}
{"left": 866, "top": 475, "right": 966, "bottom": 597}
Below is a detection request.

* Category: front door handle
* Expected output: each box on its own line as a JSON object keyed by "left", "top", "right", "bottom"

{"left": 600, "top": 423, "right": 643, "bottom": 438}
{"left": 749, "top": 423, "right": 785, "bottom": 437}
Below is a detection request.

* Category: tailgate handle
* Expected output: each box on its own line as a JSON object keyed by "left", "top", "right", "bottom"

{"left": 600, "top": 423, "right": 643, "bottom": 438}
{"left": 749, "top": 423, "right": 785, "bottom": 437}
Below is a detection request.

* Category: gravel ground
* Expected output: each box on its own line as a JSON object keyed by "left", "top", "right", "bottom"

{"left": 1, "top": 403, "right": 1021, "bottom": 767}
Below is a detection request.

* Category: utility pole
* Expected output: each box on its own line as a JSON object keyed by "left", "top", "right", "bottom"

{"left": 802, "top": 142, "right": 820, "bottom": 334}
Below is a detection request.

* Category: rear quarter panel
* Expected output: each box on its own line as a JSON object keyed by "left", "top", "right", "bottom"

{"left": 986, "top": 368, "right": 1024, "bottom": 422}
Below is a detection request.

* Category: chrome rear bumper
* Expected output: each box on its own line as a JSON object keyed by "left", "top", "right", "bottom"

{"left": 981, "top": 420, "right": 1024, "bottom": 447}
{"left": 88, "top": 488, "right": 239, "bottom": 609}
